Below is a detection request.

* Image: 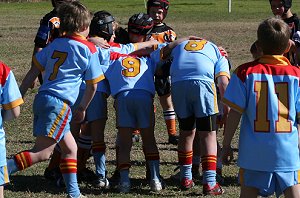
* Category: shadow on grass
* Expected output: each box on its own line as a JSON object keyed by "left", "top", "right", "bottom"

{"left": 6, "top": 175, "right": 64, "bottom": 194}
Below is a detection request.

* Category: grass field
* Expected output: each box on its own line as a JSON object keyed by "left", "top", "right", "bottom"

{"left": 1, "top": 0, "right": 299, "bottom": 197}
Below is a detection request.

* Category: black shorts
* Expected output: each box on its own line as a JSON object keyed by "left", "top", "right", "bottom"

{"left": 178, "top": 114, "right": 217, "bottom": 131}
{"left": 155, "top": 75, "right": 171, "bottom": 96}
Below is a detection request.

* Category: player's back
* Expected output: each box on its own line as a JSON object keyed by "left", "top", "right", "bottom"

{"left": 103, "top": 51, "right": 161, "bottom": 97}
{"left": 170, "top": 39, "right": 229, "bottom": 83}
{"left": 230, "top": 56, "right": 300, "bottom": 171}
{"left": 34, "top": 35, "right": 102, "bottom": 105}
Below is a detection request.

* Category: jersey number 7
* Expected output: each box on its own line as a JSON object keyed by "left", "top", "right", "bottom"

{"left": 49, "top": 51, "right": 67, "bottom": 81}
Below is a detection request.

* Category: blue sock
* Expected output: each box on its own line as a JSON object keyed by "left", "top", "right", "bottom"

{"left": 202, "top": 170, "right": 216, "bottom": 187}
{"left": 93, "top": 151, "right": 106, "bottom": 177}
{"left": 120, "top": 169, "right": 130, "bottom": 184}
{"left": 148, "top": 160, "right": 160, "bottom": 180}
{"left": 180, "top": 164, "right": 192, "bottom": 180}
{"left": 62, "top": 172, "right": 80, "bottom": 197}
{"left": 60, "top": 159, "right": 80, "bottom": 198}
{"left": 7, "top": 159, "right": 18, "bottom": 175}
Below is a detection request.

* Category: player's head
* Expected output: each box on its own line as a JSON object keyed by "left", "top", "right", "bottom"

{"left": 269, "top": 0, "right": 292, "bottom": 16}
{"left": 57, "top": 1, "right": 93, "bottom": 36}
{"left": 127, "top": 13, "right": 154, "bottom": 43}
{"left": 51, "top": 0, "right": 76, "bottom": 8}
{"left": 257, "top": 17, "right": 290, "bottom": 55}
{"left": 90, "top": 10, "right": 116, "bottom": 42}
{"left": 147, "top": 0, "right": 169, "bottom": 24}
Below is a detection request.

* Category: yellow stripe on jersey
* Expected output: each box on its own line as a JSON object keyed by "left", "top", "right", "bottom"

{"left": 215, "top": 72, "right": 230, "bottom": 80}
{"left": 85, "top": 74, "right": 105, "bottom": 84}
{"left": 222, "top": 98, "right": 244, "bottom": 114}
{"left": 258, "top": 55, "right": 290, "bottom": 65}
{"left": 212, "top": 82, "right": 219, "bottom": 114}
{"left": 48, "top": 102, "right": 67, "bottom": 138}
{"left": 2, "top": 98, "right": 24, "bottom": 110}
{"left": 4, "top": 165, "right": 9, "bottom": 183}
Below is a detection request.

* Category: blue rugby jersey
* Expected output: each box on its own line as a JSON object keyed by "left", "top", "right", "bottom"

{"left": 0, "top": 62, "right": 23, "bottom": 167}
{"left": 33, "top": 34, "right": 104, "bottom": 105}
{"left": 170, "top": 39, "right": 230, "bottom": 83}
{"left": 223, "top": 55, "right": 300, "bottom": 171}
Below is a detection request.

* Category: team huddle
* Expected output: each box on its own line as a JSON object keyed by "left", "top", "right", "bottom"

{"left": 1, "top": 0, "right": 300, "bottom": 197}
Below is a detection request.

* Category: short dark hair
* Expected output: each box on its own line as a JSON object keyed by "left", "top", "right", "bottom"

{"left": 257, "top": 17, "right": 290, "bottom": 55}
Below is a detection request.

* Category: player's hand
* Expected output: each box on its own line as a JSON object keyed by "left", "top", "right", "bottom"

{"left": 72, "top": 106, "right": 86, "bottom": 123}
{"left": 29, "top": 77, "right": 38, "bottom": 89}
{"left": 218, "top": 46, "right": 229, "bottom": 58}
{"left": 221, "top": 145, "right": 234, "bottom": 165}
{"left": 88, "top": 37, "right": 110, "bottom": 49}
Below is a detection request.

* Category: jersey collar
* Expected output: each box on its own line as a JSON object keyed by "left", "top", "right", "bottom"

{"left": 258, "top": 55, "right": 291, "bottom": 66}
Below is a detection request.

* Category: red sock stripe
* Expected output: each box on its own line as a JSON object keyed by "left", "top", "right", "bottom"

{"left": 117, "top": 163, "right": 131, "bottom": 170}
{"left": 60, "top": 158, "right": 77, "bottom": 174}
{"left": 92, "top": 142, "right": 106, "bottom": 153}
{"left": 145, "top": 152, "right": 160, "bottom": 161}
{"left": 178, "top": 150, "right": 193, "bottom": 165}
{"left": 201, "top": 155, "right": 217, "bottom": 171}
{"left": 14, "top": 151, "right": 32, "bottom": 170}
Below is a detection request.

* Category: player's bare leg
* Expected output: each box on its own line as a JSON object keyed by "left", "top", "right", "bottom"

{"left": 117, "top": 127, "right": 132, "bottom": 193}
{"left": 159, "top": 94, "right": 178, "bottom": 145}
{"left": 58, "top": 131, "right": 81, "bottom": 197}
{"left": 90, "top": 118, "right": 109, "bottom": 188}
{"left": 140, "top": 126, "right": 162, "bottom": 191}
{"left": 7, "top": 136, "right": 56, "bottom": 176}
{"left": 284, "top": 184, "right": 300, "bottom": 198}
{"left": 240, "top": 185, "right": 259, "bottom": 198}
{"left": 192, "top": 132, "right": 201, "bottom": 180}
{"left": 178, "top": 129, "right": 195, "bottom": 190}
{"left": 0, "top": 185, "right": 3, "bottom": 198}
{"left": 199, "top": 130, "right": 223, "bottom": 195}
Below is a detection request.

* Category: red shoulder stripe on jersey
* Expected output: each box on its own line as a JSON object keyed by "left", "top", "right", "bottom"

{"left": 235, "top": 61, "right": 300, "bottom": 83}
{"left": 66, "top": 36, "right": 97, "bottom": 54}
{"left": 110, "top": 52, "right": 130, "bottom": 60}
{"left": 0, "top": 62, "right": 11, "bottom": 87}
{"left": 108, "top": 42, "right": 121, "bottom": 48}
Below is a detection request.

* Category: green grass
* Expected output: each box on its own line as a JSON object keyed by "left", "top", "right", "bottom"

{"left": 0, "top": 0, "right": 298, "bottom": 197}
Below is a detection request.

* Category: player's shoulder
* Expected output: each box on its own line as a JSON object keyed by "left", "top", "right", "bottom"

{"left": 152, "top": 23, "right": 175, "bottom": 33}
{"left": 0, "top": 61, "right": 11, "bottom": 86}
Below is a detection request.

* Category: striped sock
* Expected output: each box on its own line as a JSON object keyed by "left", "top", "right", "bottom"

{"left": 163, "top": 110, "right": 177, "bottom": 136}
{"left": 201, "top": 155, "right": 217, "bottom": 187}
{"left": 92, "top": 142, "right": 106, "bottom": 177}
{"left": 145, "top": 152, "right": 160, "bottom": 180}
{"left": 60, "top": 158, "right": 80, "bottom": 198}
{"left": 178, "top": 150, "right": 193, "bottom": 180}
{"left": 8, "top": 151, "right": 32, "bottom": 175}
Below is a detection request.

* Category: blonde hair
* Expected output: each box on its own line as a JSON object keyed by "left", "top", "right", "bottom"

{"left": 57, "top": 1, "right": 92, "bottom": 35}
{"left": 257, "top": 17, "right": 290, "bottom": 55}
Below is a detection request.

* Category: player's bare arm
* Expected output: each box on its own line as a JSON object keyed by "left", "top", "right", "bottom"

{"left": 72, "top": 83, "right": 97, "bottom": 123}
{"left": 19, "top": 63, "right": 41, "bottom": 97}
{"left": 221, "top": 109, "right": 241, "bottom": 165}
{"left": 2, "top": 106, "right": 21, "bottom": 121}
